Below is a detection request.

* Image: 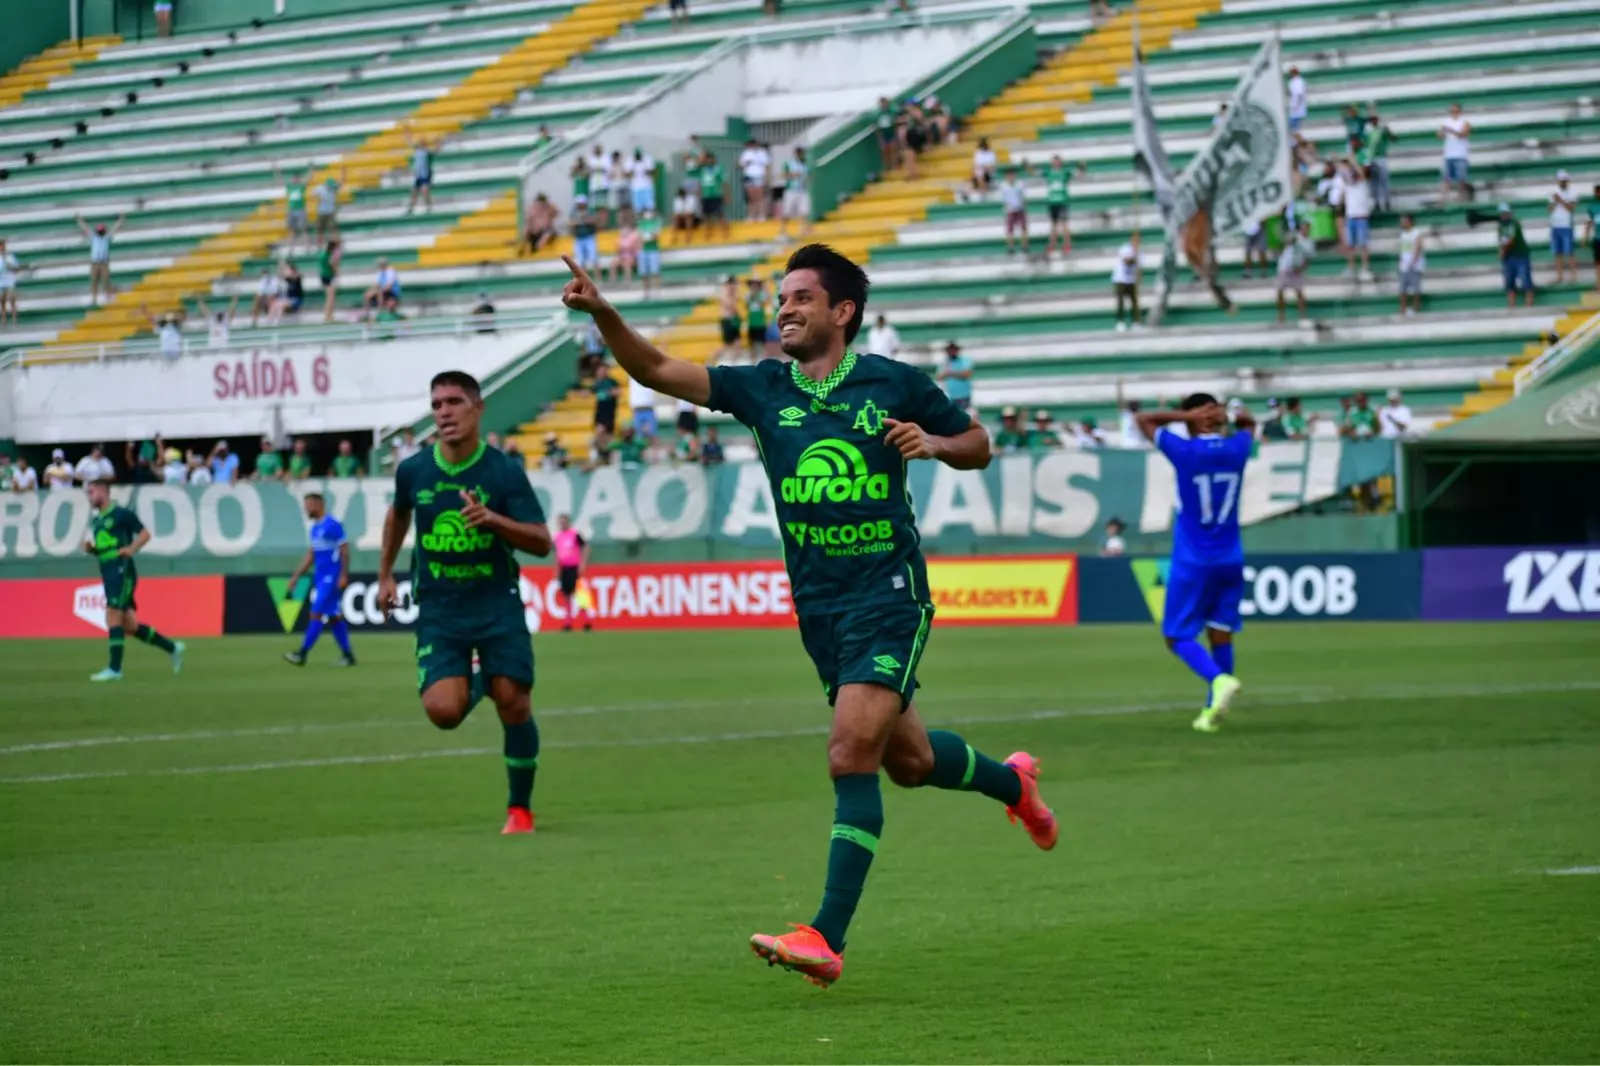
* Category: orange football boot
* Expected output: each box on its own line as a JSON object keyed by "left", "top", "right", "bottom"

{"left": 1004, "top": 751, "right": 1058, "bottom": 850}
{"left": 502, "top": 806, "right": 535, "bottom": 835}
{"left": 749, "top": 924, "right": 843, "bottom": 988}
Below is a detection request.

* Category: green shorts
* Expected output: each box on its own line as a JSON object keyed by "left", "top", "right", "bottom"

{"left": 100, "top": 562, "right": 137, "bottom": 611}
{"left": 414, "top": 607, "right": 534, "bottom": 694}
{"left": 796, "top": 602, "right": 933, "bottom": 709}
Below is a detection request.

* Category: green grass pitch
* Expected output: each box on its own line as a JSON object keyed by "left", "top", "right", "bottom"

{"left": 2, "top": 622, "right": 1598, "bottom": 1063}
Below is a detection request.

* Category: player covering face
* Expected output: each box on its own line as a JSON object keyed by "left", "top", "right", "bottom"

{"left": 560, "top": 244, "right": 1059, "bottom": 988}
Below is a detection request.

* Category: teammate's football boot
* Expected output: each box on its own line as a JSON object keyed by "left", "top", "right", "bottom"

{"left": 171, "top": 641, "right": 185, "bottom": 675}
{"left": 1193, "top": 674, "right": 1242, "bottom": 733}
{"left": 88, "top": 668, "right": 123, "bottom": 682}
{"left": 502, "top": 807, "right": 535, "bottom": 835}
{"left": 1004, "top": 751, "right": 1058, "bottom": 850}
{"left": 749, "top": 924, "right": 843, "bottom": 988}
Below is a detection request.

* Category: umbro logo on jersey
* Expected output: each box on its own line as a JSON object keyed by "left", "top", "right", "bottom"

{"left": 778, "top": 406, "right": 807, "bottom": 427}
{"left": 416, "top": 490, "right": 436, "bottom": 505}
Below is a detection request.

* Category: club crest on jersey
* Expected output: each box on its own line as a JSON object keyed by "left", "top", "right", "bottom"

{"left": 852, "top": 400, "right": 889, "bottom": 435}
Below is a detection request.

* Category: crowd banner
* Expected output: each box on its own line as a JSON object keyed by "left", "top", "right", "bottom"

{"left": 0, "top": 577, "right": 224, "bottom": 638}
{"left": 1421, "top": 547, "right": 1600, "bottom": 620}
{"left": 0, "top": 443, "right": 1393, "bottom": 564}
{"left": 1078, "top": 553, "right": 1423, "bottom": 624}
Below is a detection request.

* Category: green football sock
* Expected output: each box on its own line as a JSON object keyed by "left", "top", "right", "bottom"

{"left": 923, "top": 730, "right": 1022, "bottom": 806}
{"left": 810, "top": 773, "right": 883, "bottom": 953}
{"left": 503, "top": 717, "right": 539, "bottom": 810}
{"left": 133, "top": 624, "right": 176, "bottom": 654}
{"left": 107, "top": 626, "right": 125, "bottom": 673}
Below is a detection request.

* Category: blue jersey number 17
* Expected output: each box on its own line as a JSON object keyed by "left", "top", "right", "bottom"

{"left": 1190, "top": 472, "right": 1240, "bottom": 526}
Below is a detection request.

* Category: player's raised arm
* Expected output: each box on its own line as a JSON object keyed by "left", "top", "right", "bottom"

{"left": 1136, "top": 405, "right": 1209, "bottom": 442}
{"left": 561, "top": 256, "right": 711, "bottom": 406}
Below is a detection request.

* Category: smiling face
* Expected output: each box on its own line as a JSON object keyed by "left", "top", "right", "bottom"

{"left": 777, "top": 268, "right": 852, "bottom": 361}
{"left": 431, "top": 384, "right": 482, "bottom": 446}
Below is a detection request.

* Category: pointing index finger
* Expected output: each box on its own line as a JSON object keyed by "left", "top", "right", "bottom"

{"left": 561, "top": 255, "right": 591, "bottom": 284}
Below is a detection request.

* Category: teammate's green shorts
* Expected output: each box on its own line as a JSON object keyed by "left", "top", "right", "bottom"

{"left": 796, "top": 601, "right": 933, "bottom": 709}
{"left": 100, "top": 562, "right": 137, "bottom": 611}
{"left": 414, "top": 607, "right": 534, "bottom": 693}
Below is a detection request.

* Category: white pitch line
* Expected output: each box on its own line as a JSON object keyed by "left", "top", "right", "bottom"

{"left": 4, "top": 679, "right": 1600, "bottom": 786}
{"left": 1544, "top": 866, "right": 1600, "bottom": 876}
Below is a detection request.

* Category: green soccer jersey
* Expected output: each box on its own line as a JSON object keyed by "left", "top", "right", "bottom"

{"left": 394, "top": 442, "right": 546, "bottom": 618}
{"left": 706, "top": 350, "right": 971, "bottom": 615}
{"left": 639, "top": 216, "right": 662, "bottom": 251}
{"left": 286, "top": 181, "right": 306, "bottom": 210}
{"left": 1360, "top": 125, "right": 1392, "bottom": 164}
{"left": 1045, "top": 165, "right": 1071, "bottom": 206}
{"left": 609, "top": 437, "right": 646, "bottom": 465}
{"left": 993, "top": 428, "right": 1028, "bottom": 453}
{"left": 90, "top": 504, "right": 144, "bottom": 574}
{"left": 746, "top": 293, "right": 768, "bottom": 329}
{"left": 573, "top": 172, "right": 590, "bottom": 198}
{"left": 699, "top": 161, "right": 725, "bottom": 195}
{"left": 255, "top": 452, "right": 284, "bottom": 479}
{"left": 1499, "top": 219, "right": 1529, "bottom": 257}
{"left": 289, "top": 453, "right": 313, "bottom": 479}
{"left": 331, "top": 454, "right": 363, "bottom": 478}
{"left": 1344, "top": 408, "right": 1380, "bottom": 438}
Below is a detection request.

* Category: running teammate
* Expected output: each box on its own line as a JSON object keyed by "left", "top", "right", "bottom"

{"left": 282, "top": 491, "right": 356, "bottom": 667}
{"left": 1137, "top": 394, "right": 1254, "bottom": 732}
{"left": 552, "top": 514, "right": 594, "bottom": 632}
{"left": 377, "top": 371, "right": 553, "bottom": 835}
{"left": 84, "top": 480, "right": 184, "bottom": 682}
{"left": 560, "top": 244, "right": 1057, "bottom": 988}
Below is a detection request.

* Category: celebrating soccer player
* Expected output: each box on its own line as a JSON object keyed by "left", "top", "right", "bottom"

{"left": 560, "top": 245, "right": 1058, "bottom": 988}
{"left": 282, "top": 491, "right": 356, "bottom": 667}
{"left": 83, "top": 480, "right": 184, "bottom": 681}
{"left": 1137, "top": 395, "right": 1255, "bottom": 732}
{"left": 376, "top": 371, "right": 554, "bottom": 835}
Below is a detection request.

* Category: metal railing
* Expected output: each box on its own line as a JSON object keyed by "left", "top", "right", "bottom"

{"left": 1514, "top": 308, "right": 1600, "bottom": 394}
{"left": 0, "top": 307, "right": 575, "bottom": 370}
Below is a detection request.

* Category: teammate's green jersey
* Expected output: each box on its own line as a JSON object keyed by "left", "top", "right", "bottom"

{"left": 286, "top": 181, "right": 307, "bottom": 210}
{"left": 639, "top": 216, "right": 662, "bottom": 251}
{"left": 90, "top": 505, "right": 143, "bottom": 571}
{"left": 395, "top": 442, "right": 546, "bottom": 619}
{"left": 706, "top": 350, "right": 971, "bottom": 615}
{"left": 1045, "top": 164, "right": 1071, "bottom": 206}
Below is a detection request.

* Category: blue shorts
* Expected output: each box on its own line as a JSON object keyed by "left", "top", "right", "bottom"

{"left": 575, "top": 234, "right": 599, "bottom": 269}
{"left": 632, "top": 406, "right": 658, "bottom": 437}
{"left": 1288, "top": 114, "right": 1304, "bottom": 133}
{"left": 1442, "top": 158, "right": 1468, "bottom": 184}
{"left": 1551, "top": 227, "right": 1575, "bottom": 256}
{"left": 413, "top": 174, "right": 432, "bottom": 189}
{"left": 1346, "top": 217, "right": 1370, "bottom": 248}
{"left": 310, "top": 577, "right": 342, "bottom": 619}
{"left": 1161, "top": 561, "right": 1245, "bottom": 641}
{"left": 639, "top": 248, "right": 661, "bottom": 276}
{"left": 631, "top": 186, "right": 655, "bottom": 213}
{"left": 1502, "top": 255, "right": 1533, "bottom": 292}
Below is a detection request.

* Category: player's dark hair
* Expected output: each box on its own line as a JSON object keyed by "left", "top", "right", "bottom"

{"left": 430, "top": 370, "right": 482, "bottom": 401}
{"left": 304, "top": 491, "right": 325, "bottom": 502}
{"left": 89, "top": 478, "right": 113, "bottom": 489}
{"left": 1180, "top": 392, "right": 1219, "bottom": 411}
{"left": 784, "top": 244, "right": 869, "bottom": 344}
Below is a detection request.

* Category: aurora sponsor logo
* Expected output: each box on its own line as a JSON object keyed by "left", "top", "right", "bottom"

{"left": 419, "top": 509, "right": 494, "bottom": 555}
{"left": 779, "top": 439, "right": 889, "bottom": 505}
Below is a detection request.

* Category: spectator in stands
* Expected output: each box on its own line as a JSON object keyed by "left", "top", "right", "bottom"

{"left": 1498, "top": 202, "right": 1535, "bottom": 309}
{"left": 900, "top": 101, "right": 929, "bottom": 180}
{"left": 1241, "top": 211, "right": 1267, "bottom": 278}
{"left": 487, "top": 432, "right": 503, "bottom": 452}
{"left": 1361, "top": 111, "right": 1395, "bottom": 212}
{"left": 44, "top": 449, "right": 75, "bottom": 491}
{"left": 1281, "top": 396, "right": 1309, "bottom": 440}
{"left": 673, "top": 422, "right": 700, "bottom": 463}
{"left": 187, "top": 450, "right": 213, "bottom": 485}
{"left": 251, "top": 268, "right": 282, "bottom": 328}
{"left": 671, "top": 184, "right": 698, "bottom": 243}
{"left": 875, "top": 97, "right": 900, "bottom": 175}
{"left": 606, "top": 151, "right": 628, "bottom": 227}
{"left": 570, "top": 155, "right": 592, "bottom": 210}
{"left": 1343, "top": 164, "right": 1375, "bottom": 282}
{"left": 504, "top": 439, "right": 523, "bottom": 467}
{"left": 314, "top": 165, "right": 345, "bottom": 248}
{"left": 472, "top": 291, "right": 497, "bottom": 334}
{"left": 1341, "top": 104, "right": 1366, "bottom": 153}
{"left": 319, "top": 238, "right": 343, "bottom": 323}
{"left": 288, "top": 438, "right": 313, "bottom": 479}
{"left": 744, "top": 276, "right": 771, "bottom": 361}
{"left": 1317, "top": 161, "right": 1348, "bottom": 250}
{"left": 161, "top": 448, "right": 187, "bottom": 485}
{"left": 254, "top": 438, "right": 285, "bottom": 481}
{"left": 196, "top": 294, "right": 238, "bottom": 348}
{"left": 1102, "top": 517, "right": 1126, "bottom": 557}
{"left": 609, "top": 425, "right": 646, "bottom": 470}
{"left": 1379, "top": 389, "right": 1412, "bottom": 439}
{"left": 1071, "top": 418, "right": 1105, "bottom": 449}
{"left": 592, "top": 364, "right": 620, "bottom": 435}
{"left": 993, "top": 406, "right": 1027, "bottom": 453}
{"left": 77, "top": 213, "right": 125, "bottom": 307}
{"left": 631, "top": 374, "right": 659, "bottom": 440}
{"left": 374, "top": 293, "right": 404, "bottom": 336}
{"left": 0, "top": 451, "right": 16, "bottom": 488}
{"left": 739, "top": 139, "right": 770, "bottom": 222}
{"left": 676, "top": 395, "right": 699, "bottom": 438}
{"left": 1276, "top": 218, "right": 1314, "bottom": 327}
{"left": 124, "top": 436, "right": 162, "bottom": 483}
{"left": 779, "top": 147, "right": 811, "bottom": 238}
{"left": 924, "top": 94, "right": 953, "bottom": 145}
{"left": 1043, "top": 156, "right": 1081, "bottom": 258}
{"left": 403, "top": 125, "right": 439, "bottom": 216}
{"left": 579, "top": 319, "right": 606, "bottom": 382}
{"left": 999, "top": 166, "right": 1029, "bottom": 257}
{"left": 716, "top": 276, "right": 742, "bottom": 364}
{"left": 1550, "top": 170, "right": 1578, "bottom": 286}
{"left": 1342, "top": 392, "right": 1380, "bottom": 439}
{"left": 768, "top": 145, "right": 786, "bottom": 223}
{"left": 669, "top": 0, "right": 689, "bottom": 29}
{"left": 1260, "top": 397, "right": 1287, "bottom": 440}
{"left": 867, "top": 313, "right": 901, "bottom": 360}
{"left": 698, "top": 151, "right": 730, "bottom": 240}
{"left": 0, "top": 239, "right": 22, "bottom": 327}
{"left": 571, "top": 197, "right": 600, "bottom": 273}
{"left": 11, "top": 455, "right": 37, "bottom": 492}
{"left": 532, "top": 124, "right": 554, "bottom": 153}
{"left": 1031, "top": 410, "right": 1064, "bottom": 449}
{"left": 972, "top": 138, "right": 997, "bottom": 195}
{"left": 520, "top": 193, "right": 559, "bottom": 256}
{"left": 939, "top": 341, "right": 973, "bottom": 411}
{"left": 392, "top": 429, "right": 420, "bottom": 466}
{"left": 1439, "top": 103, "right": 1472, "bottom": 202}
{"left": 611, "top": 215, "right": 641, "bottom": 285}
{"left": 1587, "top": 183, "right": 1600, "bottom": 293}
{"left": 74, "top": 444, "right": 115, "bottom": 485}
{"left": 276, "top": 164, "right": 313, "bottom": 256}
{"left": 208, "top": 441, "right": 240, "bottom": 485}
{"left": 1212, "top": 103, "right": 1229, "bottom": 131}
{"left": 700, "top": 425, "right": 725, "bottom": 465}
{"left": 364, "top": 258, "right": 402, "bottom": 321}
{"left": 275, "top": 261, "right": 305, "bottom": 321}
{"left": 1118, "top": 401, "right": 1146, "bottom": 448}
{"left": 330, "top": 439, "right": 363, "bottom": 478}
{"left": 155, "top": 0, "right": 174, "bottom": 36}
{"left": 1397, "top": 214, "right": 1425, "bottom": 317}
{"left": 541, "top": 433, "right": 569, "bottom": 472}
{"left": 638, "top": 208, "right": 663, "bottom": 296}
{"left": 1286, "top": 66, "right": 1308, "bottom": 133}
{"left": 140, "top": 304, "right": 186, "bottom": 360}
{"left": 1111, "top": 232, "right": 1141, "bottom": 332}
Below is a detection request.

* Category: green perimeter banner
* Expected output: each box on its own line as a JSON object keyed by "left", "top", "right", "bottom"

{"left": 0, "top": 441, "right": 1393, "bottom": 564}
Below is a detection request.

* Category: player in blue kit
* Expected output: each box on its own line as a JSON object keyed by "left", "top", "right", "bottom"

{"left": 1138, "top": 394, "right": 1255, "bottom": 733}
{"left": 282, "top": 491, "right": 356, "bottom": 667}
